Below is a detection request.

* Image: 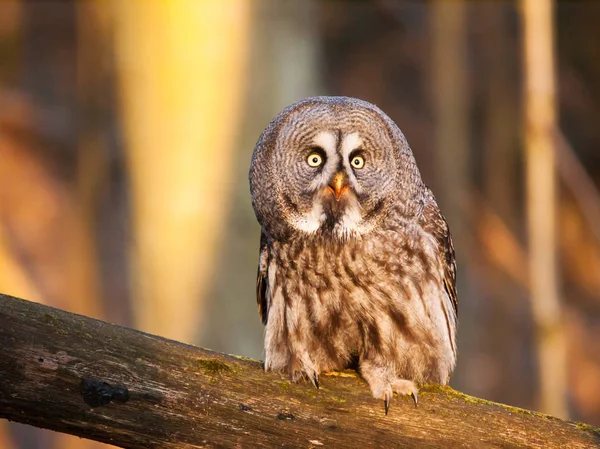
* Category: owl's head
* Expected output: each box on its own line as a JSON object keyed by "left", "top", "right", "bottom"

{"left": 249, "top": 96, "right": 424, "bottom": 241}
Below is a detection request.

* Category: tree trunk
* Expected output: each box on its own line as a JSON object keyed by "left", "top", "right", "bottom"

{"left": 112, "top": 0, "right": 251, "bottom": 343}
{"left": 0, "top": 294, "right": 598, "bottom": 448}
{"left": 520, "top": 0, "right": 567, "bottom": 418}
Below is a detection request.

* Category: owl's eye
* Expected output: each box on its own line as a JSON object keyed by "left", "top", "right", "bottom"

{"left": 350, "top": 155, "right": 365, "bottom": 169}
{"left": 307, "top": 152, "right": 324, "bottom": 167}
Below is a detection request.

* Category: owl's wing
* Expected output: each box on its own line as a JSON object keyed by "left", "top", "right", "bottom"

{"left": 419, "top": 188, "right": 458, "bottom": 316}
{"left": 256, "top": 231, "right": 270, "bottom": 324}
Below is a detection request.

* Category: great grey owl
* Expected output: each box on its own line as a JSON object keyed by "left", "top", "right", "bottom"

{"left": 249, "top": 96, "right": 457, "bottom": 414}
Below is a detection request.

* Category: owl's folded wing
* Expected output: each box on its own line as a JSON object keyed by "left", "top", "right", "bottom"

{"left": 419, "top": 188, "right": 458, "bottom": 317}
{"left": 256, "top": 231, "right": 270, "bottom": 324}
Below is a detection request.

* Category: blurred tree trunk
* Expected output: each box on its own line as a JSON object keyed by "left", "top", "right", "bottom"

{"left": 431, "top": 0, "right": 470, "bottom": 230}
{"left": 481, "top": 4, "right": 518, "bottom": 230}
{"left": 520, "top": 0, "right": 567, "bottom": 418}
{"left": 477, "top": 3, "right": 527, "bottom": 409}
{"left": 112, "top": 0, "right": 250, "bottom": 342}
{"left": 70, "top": 0, "right": 107, "bottom": 323}
{"left": 430, "top": 0, "right": 474, "bottom": 393}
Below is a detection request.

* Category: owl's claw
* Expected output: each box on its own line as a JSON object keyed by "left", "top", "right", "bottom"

{"left": 411, "top": 390, "right": 418, "bottom": 407}
{"left": 361, "top": 361, "right": 419, "bottom": 415}
{"left": 311, "top": 372, "right": 319, "bottom": 389}
{"left": 383, "top": 389, "right": 417, "bottom": 414}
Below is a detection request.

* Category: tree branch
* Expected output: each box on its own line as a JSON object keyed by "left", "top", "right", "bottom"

{"left": 0, "top": 294, "right": 598, "bottom": 448}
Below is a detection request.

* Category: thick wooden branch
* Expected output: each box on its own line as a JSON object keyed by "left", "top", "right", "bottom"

{"left": 0, "top": 294, "right": 598, "bottom": 448}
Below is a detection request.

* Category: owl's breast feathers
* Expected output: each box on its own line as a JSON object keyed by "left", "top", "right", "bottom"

{"left": 255, "top": 192, "right": 457, "bottom": 380}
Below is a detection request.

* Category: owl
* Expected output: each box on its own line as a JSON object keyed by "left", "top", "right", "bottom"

{"left": 249, "top": 96, "right": 457, "bottom": 414}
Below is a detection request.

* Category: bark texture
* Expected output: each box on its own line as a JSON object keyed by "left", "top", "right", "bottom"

{"left": 0, "top": 294, "right": 598, "bottom": 448}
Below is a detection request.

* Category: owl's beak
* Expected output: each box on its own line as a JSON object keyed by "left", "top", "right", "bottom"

{"left": 328, "top": 172, "right": 348, "bottom": 201}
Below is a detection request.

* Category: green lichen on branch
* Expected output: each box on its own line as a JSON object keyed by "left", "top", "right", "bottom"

{"left": 194, "top": 358, "right": 236, "bottom": 376}
{"left": 42, "top": 313, "right": 70, "bottom": 335}
{"left": 228, "top": 353, "right": 261, "bottom": 365}
{"left": 575, "top": 421, "right": 600, "bottom": 437}
{"left": 420, "top": 384, "right": 555, "bottom": 418}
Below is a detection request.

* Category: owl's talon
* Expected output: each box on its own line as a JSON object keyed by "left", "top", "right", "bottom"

{"left": 411, "top": 390, "right": 418, "bottom": 407}
{"left": 384, "top": 396, "right": 390, "bottom": 415}
{"left": 312, "top": 373, "right": 319, "bottom": 390}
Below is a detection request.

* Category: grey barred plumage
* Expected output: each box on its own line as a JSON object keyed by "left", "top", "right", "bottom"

{"left": 249, "top": 96, "right": 457, "bottom": 414}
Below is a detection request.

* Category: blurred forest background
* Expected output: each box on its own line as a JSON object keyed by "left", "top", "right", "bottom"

{"left": 1, "top": 1, "right": 599, "bottom": 448}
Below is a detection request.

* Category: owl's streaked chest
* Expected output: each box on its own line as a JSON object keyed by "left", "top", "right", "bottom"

{"left": 265, "top": 227, "right": 445, "bottom": 370}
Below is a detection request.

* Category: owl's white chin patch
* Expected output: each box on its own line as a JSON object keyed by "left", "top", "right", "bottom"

{"left": 292, "top": 195, "right": 370, "bottom": 238}
{"left": 292, "top": 199, "right": 326, "bottom": 234}
{"left": 334, "top": 197, "right": 368, "bottom": 239}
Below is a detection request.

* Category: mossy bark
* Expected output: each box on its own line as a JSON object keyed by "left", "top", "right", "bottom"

{"left": 0, "top": 294, "right": 598, "bottom": 448}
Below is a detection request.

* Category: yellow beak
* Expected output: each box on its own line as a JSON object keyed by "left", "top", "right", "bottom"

{"left": 328, "top": 172, "right": 348, "bottom": 201}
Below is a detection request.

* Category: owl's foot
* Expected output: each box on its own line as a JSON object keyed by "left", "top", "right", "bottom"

{"left": 360, "top": 362, "right": 418, "bottom": 415}
{"left": 378, "top": 378, "right": 418, "bottom": 415}
{"left": 290, "top": 370, "right": 319, "bottom": 389}
{"left": 289, "top": 355, "right": 320, "bottom": 390}
{"left": 391, "top": 378, "right": 418, "bottom": 407}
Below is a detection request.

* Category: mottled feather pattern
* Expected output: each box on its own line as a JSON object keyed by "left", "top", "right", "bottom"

{"left": 263, "top": 223, "right": 455, "bottom": 384}
{"left": 249, "top": 96, "right": 457, "bottom": 411}
{"left": 419, "top": 187, "right": 458, "bottom": 354}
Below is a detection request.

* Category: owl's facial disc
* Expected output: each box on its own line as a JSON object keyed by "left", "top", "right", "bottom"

{"left": 295, "top": 131, "right": 376, "bottom": 239}
{"left": 276, "top": 125, "right": 391, "bottom": 239}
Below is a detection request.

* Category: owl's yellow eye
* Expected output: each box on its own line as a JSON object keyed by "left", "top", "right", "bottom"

{"left": 307, "top": 153, "right": 323, "bottom": 167}
{"left": 350, "top": 155, "right": 365, "bottom": 169}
